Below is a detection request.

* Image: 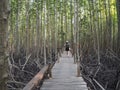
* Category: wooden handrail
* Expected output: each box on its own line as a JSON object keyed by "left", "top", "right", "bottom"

{"left": 23, "top": 65, "right": 49, "bottom": 90}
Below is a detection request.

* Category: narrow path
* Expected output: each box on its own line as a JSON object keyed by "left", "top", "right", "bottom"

{"left": 41, "top": 51, "right": 88, "bottom": 90}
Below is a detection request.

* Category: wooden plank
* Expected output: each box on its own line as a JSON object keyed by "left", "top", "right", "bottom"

{"left": 23, "top": 65, "right": 49, "bottom": 90}
{"left": 41, "top": 51, "right": 88, "bottom": 90}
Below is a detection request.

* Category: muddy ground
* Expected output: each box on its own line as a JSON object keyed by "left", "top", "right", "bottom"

{"left": 81, "top": 50, "right": 120, "bottom": 90}
{"left": 7, "top": 48, "right": 57, "bottom": 90}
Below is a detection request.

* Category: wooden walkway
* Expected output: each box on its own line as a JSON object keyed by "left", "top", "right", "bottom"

{"left": 41, "top": 52, "right": 88, "bottom": 90}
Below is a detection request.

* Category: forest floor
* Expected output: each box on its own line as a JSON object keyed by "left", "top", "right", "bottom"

{"left": 7, "top": 48, "right": 57, "bottom": 90}
{"left": 81, "top": 50, "right": 120, "bottom": 90}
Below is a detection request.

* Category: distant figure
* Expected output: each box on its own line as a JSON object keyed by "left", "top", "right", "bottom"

{"left": 65, "top": 41, "right": 70, "bottom": 55}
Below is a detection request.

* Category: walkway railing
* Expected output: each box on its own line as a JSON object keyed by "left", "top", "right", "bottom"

{"left": 23, "top": 63, "right": 54, "bottom": 90}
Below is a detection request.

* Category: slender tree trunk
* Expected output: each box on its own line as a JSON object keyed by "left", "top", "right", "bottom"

{"left": 95, "top": 1, "right": 100, "bottom": 64}
{"left": 116, "top": 0, "right": 120, "bottom": 55}
{"left": 36, "top": 0, "right": 40, "bottom": 58}
{"left": 112, "top": 3, "right": 116, "bottom": 51}
{"left": 73, "top": 0, "right": 77, "bottom": 63}
{"left": 108, "top": 0, "right": 112, "bottom": 48}
{"left": 0, "top": 0, "right": 9, "bottom": 89}
{"left": 15, "top": 0, "right": 20, "bottom": 52}
{"left": 25, "top": 0, "right": 30, "bottom": 55}
{"left": 70, "top": 0, "right": 73, "bottom": 52}
{"left": 60, "top": 1, "right": 64, "bottom": 48}
{"left": 43, "top": 1, "right": 47, "bottom": 65}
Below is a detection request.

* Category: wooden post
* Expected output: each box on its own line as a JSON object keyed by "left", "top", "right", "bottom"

{"left": 77, "top": 62, "right": 80, "bottom": 77}
{"left": 48, "top": 63, "right": 52, "bottom": 78}
{"left": 57, "top": 53, "right": 60, "bottom": 63}
{"left": 49, "top": 69, "right": 52, "bottom": 78}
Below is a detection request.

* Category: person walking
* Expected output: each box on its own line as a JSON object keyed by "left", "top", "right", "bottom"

{"left": 65, "top": 41, "right": 70, "bottom": 55}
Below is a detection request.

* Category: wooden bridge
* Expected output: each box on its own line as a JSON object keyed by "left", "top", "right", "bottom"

{"left": 23, "top": 51, "right": 88, "bottom": 90}
{"left": 41, "top": 52, "right": 88, "bottom": 90}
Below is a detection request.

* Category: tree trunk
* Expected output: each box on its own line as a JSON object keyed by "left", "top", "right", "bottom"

{"left": 36, "top": 0, "right": 40, "bottom": 58}
{"left": 15, "top": 0, "right": 20, "bottom": 52}
{"left": 43, "top": 1, "right": 47, "bottom": 65}
{"left": 73, "top": 0, "right": 77, "bottom": 63}
{"left": 0, "top": 0, "right": 9, "bottom": 89}
{"left": 25, "top": 0, "right": 30, "bottom": 55}
{"left": 116, "top": 0, "right": 120, "bottom": 55}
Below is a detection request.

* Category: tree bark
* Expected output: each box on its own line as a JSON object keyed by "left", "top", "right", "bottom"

{"left": 0, "top": 0, "right": 9, "bottom": 89}
{"left": 116, "top": 0, "right": 120, "bottom": 55}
